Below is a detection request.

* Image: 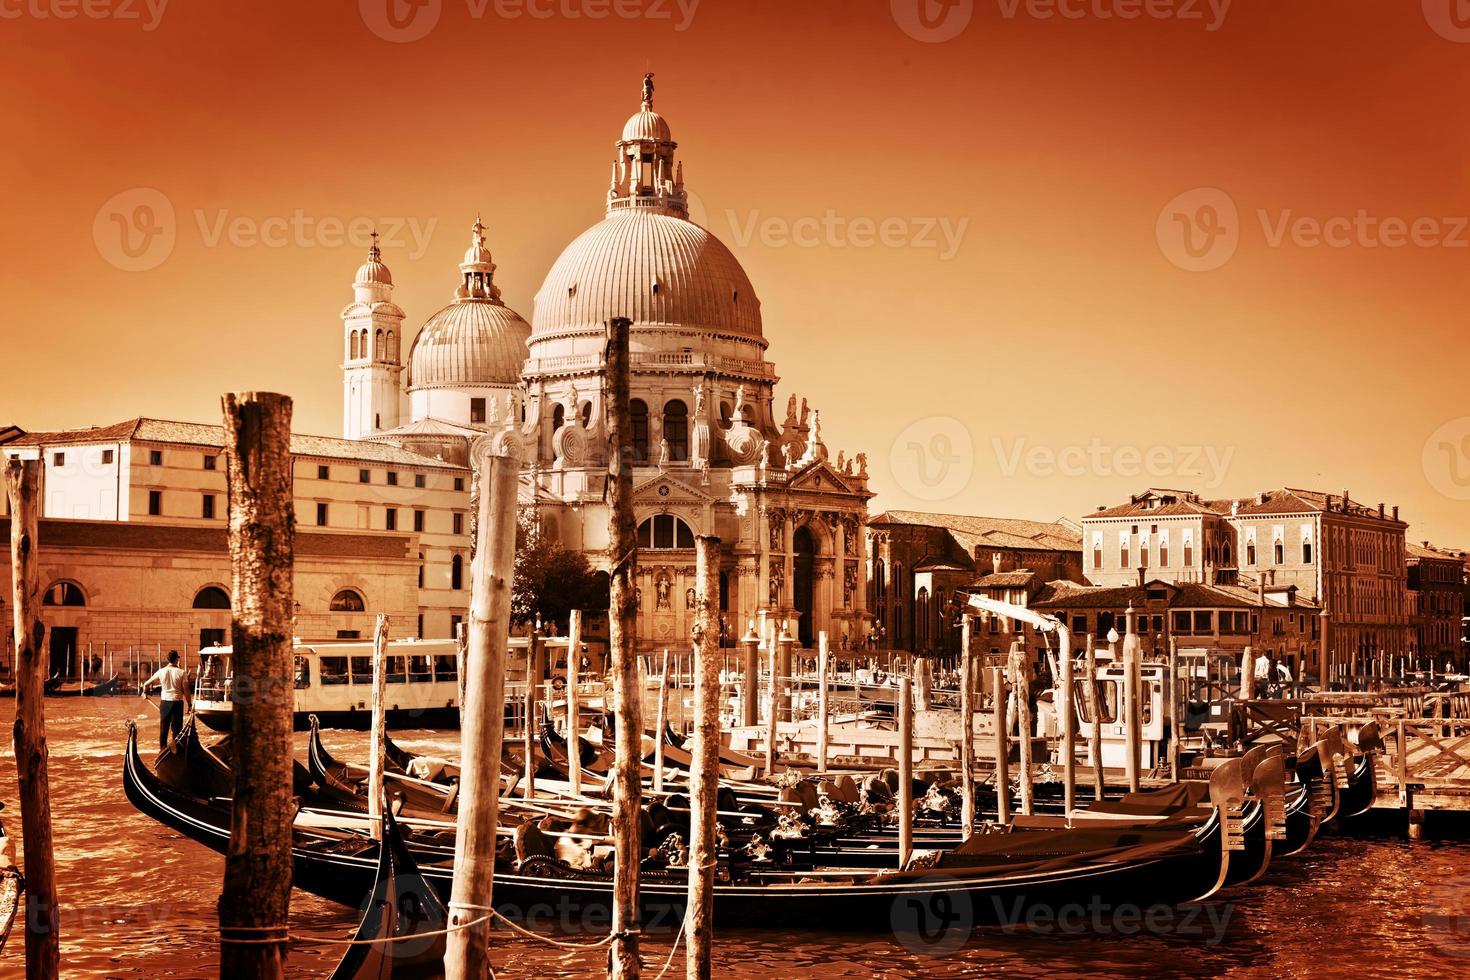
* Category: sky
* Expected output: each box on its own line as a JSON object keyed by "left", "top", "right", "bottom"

{"left": 4, "top": 0, "right": 1470, "bottom": 546}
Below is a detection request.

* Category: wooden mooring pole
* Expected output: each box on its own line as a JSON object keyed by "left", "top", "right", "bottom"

{"left": 654, "top": 648, "right": 670, "bottom": 794}
{"left": 1059, "top": 626, "right": 1075, "bottom": 817}
{"left": 367, "top": 614, "right": 389, "bottom": 839}
{"left": 605, "top": 316, "right": 643, "bottom": 979}
{"left": 567, "top": 608, "right": 583, "bottom": 799}
{"left": 444, "top": 448, "right": 518, "bottom": 979}
{"left": 991, "top": 665, "right": 1010, "bottom": 825}
{"left": 1123, "top": 606, "right": 1141, "bottom": 794}
{"left": 898, "top": 674, "right": 914, "bottom": 868}
{"left": 685, "top": 535, "right": 722, "bottom": 980}
{"left": 7, "top": 458, "right": 59, "bottom": 980}
{"left": 523, "top": 625, "right": 542, "bottom": 801}
{"left": 959, "top": 614, "right": 975, "bottom": 838}
{"left": 740, "top": 623, "right": 759, "bottom": 728}
{"left": 1085, "top": 635, "right": 1104, "bottom": 801}
{"left": 1168, "top": 636, "right": 1182, "bottom": 780}
{"left": 765, "top": 629, "right": 779, "bottom": 776}
{"left": 1010, "top": 641, "right": 1034, "bottom": 816}
{"left": 218, "top": 392, "right": 295, "bottom": 979}
{"left": 816, "top": 631, "right": 830, "bottom": 773}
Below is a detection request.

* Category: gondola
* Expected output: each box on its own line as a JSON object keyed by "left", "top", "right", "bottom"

{"left": 308, "top": 716, "right": 454, "bottom": 787}
{"left": 47, "top": 674, "right": 122, "bottom": 697}
{"left": 0, "top": 804, "right": 22, "bottom": 958}
{"left": 123, "top": 723, "right": 1236, "bottom": 927}
{"left": 326, "top": 796, "right": 448, "bottom": 980}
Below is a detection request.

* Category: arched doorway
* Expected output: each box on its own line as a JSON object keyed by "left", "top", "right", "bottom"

{"left": 793, "top": 526, "right": 816, "bottom": 647}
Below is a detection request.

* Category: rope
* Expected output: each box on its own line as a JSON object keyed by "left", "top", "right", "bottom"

{"left": 651, "top": 915, "right": 688, "bottom": 980}
{"left": 485, "top": 908, "right": 619, "bottom": 949}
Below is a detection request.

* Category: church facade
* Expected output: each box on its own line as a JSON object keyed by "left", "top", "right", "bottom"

{"left": 346, "top": 77, "right": 874, "bottom": 650}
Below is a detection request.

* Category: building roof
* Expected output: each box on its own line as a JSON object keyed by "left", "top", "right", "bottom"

{"left": 1408, "top": 541, "right": 1467, "bottom": 562}
{"left": 1031, "top": 578, "right": 1317, "bottom": 612}
{"left": 871, "top": 510, "right": 1083, "bottom": 553}
{"left": 9, "top": 418, "right": 465, "bottom": 469}
{"left": 0, "top": 518, "right": 416, "bottom": 560}
{"left": 972, "top": 570, "right": 1038, "bottom": 588}
{"left": 1085, "top": 487, "right": 1405, "bottom": 525}
{"left": 0, "top": 426, "right": 25, "bottom": 446}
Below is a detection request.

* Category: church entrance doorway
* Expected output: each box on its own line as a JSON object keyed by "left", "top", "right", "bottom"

{"left": 793, "top": 526, "right": 815, "bottom": 647}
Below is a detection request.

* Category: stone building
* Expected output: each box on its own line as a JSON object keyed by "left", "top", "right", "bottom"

{"left": 1081, "top": 487, "right": 1408, "bottom": 672}
{"left": 866, "top": 510, "right": 1083, "bottom": 653}
{"left": 1, "top": 419, "right": 468, "bottom": 642}
{"left": 1407, "top": 542, "right": 1466, "bottom": 669}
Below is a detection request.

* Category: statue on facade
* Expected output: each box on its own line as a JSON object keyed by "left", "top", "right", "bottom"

{"left": 487, "top": 393, "right": 500, "bottom": 425}
{"left": 733, "top": 385, "right": 747, "bottom": 424}
{"left": 785, "top": 393, "right": 798, "bottom": 426}
{"left": 844, "top": 565, "right": 857, "bottom": 606}
{"left": 781, "top": 442, "right": 796, "bottom": 470}
{"left": 836, "top": 450, "right": 846, "bottom": 472}
{"left": 693, "top": 381, "right": 705, "bottom": 416}
{"left": 657, "top": 436, "right": 670, "bottom": 470}
{"left": 855, "top": 452, "right": 868, "bottom": 477}
{"left": 799, "top": 397, "right": 809, "bottom": 427}
{"left": 642, "top": 72, "right": 655, "bottom": 109}
{"left": 769, "top": 513, "right": 783, "bottom": 551}
{"left": 656, "top": 572, "right": 672, "bottom": 610}
{"left": 769, "top": 564, "right": 784, "bottom": 606}
{"left": 685, "top": 587, "right": 696, "bottom": 610}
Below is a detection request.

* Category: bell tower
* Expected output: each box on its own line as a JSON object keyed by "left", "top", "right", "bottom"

{"left": 342, "top": 232, "right": 406, "bottom": 439}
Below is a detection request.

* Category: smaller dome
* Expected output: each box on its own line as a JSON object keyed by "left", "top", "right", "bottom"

{"left": 622, "top": 110, "right": 672, "bottom": 143}
{"left": 408, "top": 300, "right": 532, "bottom": 389}
{"left": 463, "top": 242, "right": 493, "bottom": 266}
{"left": 354, "top": 257, "right": 392, "bottom": 286}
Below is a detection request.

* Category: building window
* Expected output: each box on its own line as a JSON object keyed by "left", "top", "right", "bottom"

{"left": 1160, "top": 542, "right": 1169, "bottom": 567}
{"left": 202, "top": 494, "right": 216, "bottom": 519}
{"left": 330, "top": 589, "right": 366, "bottom": 612}
{"left": 417, "top": 614, "right": 424, "bottom": 639}
{"left": 149, "top": 450, "right": 163, "bottom": 466}
{"left": 1120, "top": 544, "right": 1130, "bottom": 568}
{"left": 454, "top": 477, "right": 464, "bottom": 492}
{"left": 1184, "top": 543, "right": 1193, "bottom": 567}
{"left": 1274, "top": 541, "right": 1285, "bottom": 564}
{"left": 470, "top": 398, "right": 486, "bottom": 424}
{"left": 418, "top": 553, "right": 425, "bottom": 589}
{"left": 453, "top": 513, "right": 463, "bottom": 535}
{"left": 630, "top": 399, "right": 650, "bottom": 462}
{"left": 359, "top": 469, "right": 370, "bottom": 484}
{"left": 637, "top": 514, "right": 696, "bottom": 549}
{"left": 1092, "top": 544, "right": 1102, "bottom": 569}
{"left": 387, "top": 471, "right": 398, "bottom": 486}
{"left": 148, "top": 490, "right": 162, "bottom": 516}
{"left": 413, "top": 509, "right": 425, "bottom": 532}
{"left": 317, "top": 465, "right": 329, "bottom": 480}
{"left": 450, "top": 614, "right": 463, "bottom": 637}
{"left": 663, "top": 400, "right": 689, "bottom": 462}
{"left": 192, "top": 586, "right": 230, "bottom": 609}
{"left": 42, "top": 582, "right": 85, "bottom": 607}
{"left": 203, "top": 454, "right": 217, "bottom": 470}
{"left": 52, "top": 452, "right": 64, "bottom": 467}
{"left": 1303, "top": 541, "right": 1313, "bottom": 563}
{"left": 316, "top": 502, "right": 328, "bottom": 526}
{"left": 386, "top": 508, "right": 397, "bottom": 531}
{"left": 581, "top": 402, "right": 593, "bottom": 428}
{"left": 102, "top": 449, "right": 114, "bottom": 464}
{"left": 552, "top": 404, "right": 566, "bottom": 432}
{"left": 451, "top": 554, "right": 464, "bottom": 590}
{"left": 1246, "top": 542, "right": 1256, "bottom": 565}
{"left": 414, "top": 473, "right": 426, "bottom": 489}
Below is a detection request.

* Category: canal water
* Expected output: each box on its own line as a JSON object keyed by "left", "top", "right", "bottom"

{"left": 0, "top": 699, "right": 1467, "bottom": 977}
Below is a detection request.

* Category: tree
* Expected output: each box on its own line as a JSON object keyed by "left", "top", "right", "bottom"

{"left": 512, "top": 507, "right": 609, "bottom": 630}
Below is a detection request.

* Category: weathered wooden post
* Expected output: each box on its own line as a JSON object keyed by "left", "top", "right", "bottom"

{"left": 367, "top": 614, "right": 389, "bottom": 840}
{"left": 740, "top": 622, "right": 759, "bottom": 728}
{"left": 816, "top": 631, "right": 830, "bottom": 773}
{"left": 959, "top": 614, "right": 976, "bottom": 838}
{"left": 1009, "top": 641, "right": 1034, "bottom": 816}
{"left": 523, "top": 624, "right": 542, "bottom": 801}
{"left": 1168, "top": 636, "right": 1182, "bottom": 780}
{"left": 1123, "top": 605, "right": 1141, "bottom": 794}
{"left": 686, "top": 535, "right": 721, "bottom": 980}
{"left": 653, "top": 648, "right": 671, "bottom": 794}
{"left": 765, "top": 628, "right": 780, "bottom": 775}
{"left": 1239, "top": 645, "right": 1253, "bottom": 701}
{"left": 454, "top": 619, "right": 467, "bottom": 727}
{"left": 218, "top": 392, "right": 295, "bottom": 979}
{"left": 777, "top": 622, "right": 794, "bottom": 723}
{"left": 605, "top": 316, "right": 643, "bottom": 979}
{"left": 1058, "top": 625, "right": 1075, "bottom": 817}
{"left": 916, "top": 654, "right": 932, "bottom": 710}
{"left": 567, "top": 608, "right": 583, "bottom": 798}
{"left": 1085, "top": 635, "right": 1104, "bottom": 800}
{"left": 7, "top": 458, "right": 59, "bottom": 980}
{"left": 444, "top": 448, "right": 518, "bottom": 980}
{"left": 898, "top": 674, "right": 914, "bottom": 868}
{"left": 991, "top": 665, "right": 1010, "bottom": 825}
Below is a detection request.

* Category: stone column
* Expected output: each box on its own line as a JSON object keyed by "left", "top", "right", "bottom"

{"left": 782, "top": 513, "right": 796, "bottom": 617}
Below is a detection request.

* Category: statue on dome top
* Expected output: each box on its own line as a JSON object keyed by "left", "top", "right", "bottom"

{"left": 799, "top": 398, "right": 810, "bottom": 428}
{"left": 856, "top": 452, "right": 868, "bottom": 477}
{"left": 642, "top": 72, "right": 655, "bottom": 110}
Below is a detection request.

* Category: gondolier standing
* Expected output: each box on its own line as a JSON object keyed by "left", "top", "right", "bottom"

{"left": 141, "top": 650, "right": 189, "bottom": 750}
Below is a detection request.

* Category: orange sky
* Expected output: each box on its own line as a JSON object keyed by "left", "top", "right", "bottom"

{"left": 4, "top": 0, "right": 1470, "bottom": 546}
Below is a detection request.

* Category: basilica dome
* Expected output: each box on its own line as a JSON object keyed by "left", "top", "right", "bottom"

{"left": 622, "top": 109, "right": 672, "bottom": 143}
{"left": 407, "top": 218, "right": 532, "bottom": 389}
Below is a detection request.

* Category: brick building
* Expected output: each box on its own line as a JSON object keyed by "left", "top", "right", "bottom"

{"left": 1407, "top": 542, "right": 1466, "bottom": 669}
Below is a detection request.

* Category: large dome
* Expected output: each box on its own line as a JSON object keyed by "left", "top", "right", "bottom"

{"left": 407, "top": 299, "right": 531, "bottom": 388}
{"left": 532, "top": 211, "right": 762, "bottom": 342}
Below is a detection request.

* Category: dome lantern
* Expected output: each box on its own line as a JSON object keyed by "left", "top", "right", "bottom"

{"left": 607, "top": 72, "right": 688, "bottom": 220}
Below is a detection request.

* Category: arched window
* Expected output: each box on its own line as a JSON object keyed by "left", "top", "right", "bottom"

{"left": 349, "top": 331, "right": 359, "bottom": 360}
{"left": 386, "top": 330, "right": 397, "bottom": 362}
{"left": 42, "top": 582, "right": 85, "bottom": 607}
{"left": 192, "top": 586, "right": 230, "bottom": 609}
{"left": 1246, "top": 542, "right": 1256, "bottom": 566}
{"left": 1274, "top": 541, "right": 1285, "bottom": 565}
{"left": 374, "top": 328, "right": 384, "bottom": 359}
{"left": 1160, "top": 541, "right": 1170, "bottom": 567}
{"left": 916, "top": 588, "right": 930, "bottom": 650}
{"left": 637, "top": 514, "right": 695, "bottom": 549}
{"left": 720, "top": 402, "right": 732, "bottom": 427}
{"left": 1223, "top": 542, "right": 1233, "bottom": 566}
{"left": 663, "top": 399, "right": 689, "bottom": 462}
{"left": 451, "top": 553, "right": 464, "bottom": 590}
{"left": 630, "top": 399, "right": 649, "bottom": 463}
{"left": 552, "top": 404, "right": 566, "bottom": 433}
{"left": 581, "top": 401, "right": 593, "bottom": 429}
{"left": 330, "top": 589, "right": 366, "bottom": 612}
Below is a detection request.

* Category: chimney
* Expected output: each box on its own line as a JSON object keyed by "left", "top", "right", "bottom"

{"left": 1258, "top": 577, "right": 1265, "bottom": 606}
{"left": 1393, "top": 505, "right": 1400, "bottom": 521}
{"left": 1257, "top": 491, "right": 1268, "bottom": 505}
{"left": 1378, "top": 502, "right": 1385, "bottom": 519}
{"left": 1324, "top": 493, "right": 1333, "bottom": 511}
{"left": 992, "top": 552, "right": 1002, "bottom": 574}
{"left": 1342, "top": 489, "right": 1350, "bottom": 510}
{"left": 1137, "top": 566, "right": 1145, "bottom": 586}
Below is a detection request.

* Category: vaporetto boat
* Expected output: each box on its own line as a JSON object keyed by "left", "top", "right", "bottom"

{"left": 192, "top": 635, "right": 568, "bottom": 732}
